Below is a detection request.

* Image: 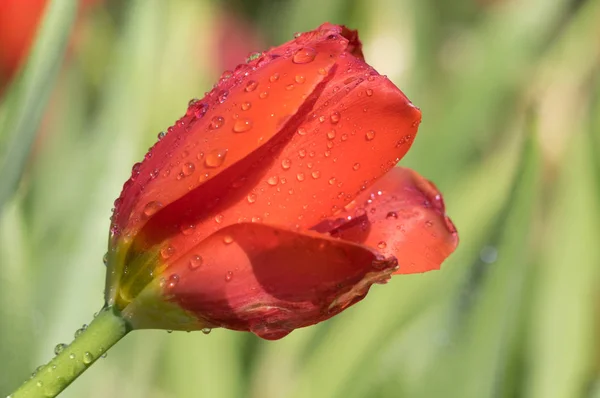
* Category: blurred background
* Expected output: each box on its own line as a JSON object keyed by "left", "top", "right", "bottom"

{"left": 1, "top": 0, "right": 599, "bottom": 397}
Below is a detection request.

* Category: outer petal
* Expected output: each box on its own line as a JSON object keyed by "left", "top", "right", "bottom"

{"left": 110, "top": 24, "right": 351, "bottom": 242}
{"left": 155, "top": 223, "right": 399, "bottom": 340}
{"left": 133, "top": 45, "right": 420, "bottom": 269}
{"left": 312, "top": 167, "right": 458, "bottom": 274}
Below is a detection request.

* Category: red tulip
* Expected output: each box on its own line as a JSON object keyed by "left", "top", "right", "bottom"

{"left": 105, "top": 23, "right": 458, "bottom": 340}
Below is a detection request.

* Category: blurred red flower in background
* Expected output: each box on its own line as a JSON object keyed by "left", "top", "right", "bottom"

{"left": 0, "top": 0, "right": 98, "bottom": 91}
{"left": 104, "top": 23, "right": 458, "bottom": 340}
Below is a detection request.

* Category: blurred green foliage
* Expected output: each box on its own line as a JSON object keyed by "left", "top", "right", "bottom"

{"left": 1, "top": 0, "right": 599, "bottom": 397}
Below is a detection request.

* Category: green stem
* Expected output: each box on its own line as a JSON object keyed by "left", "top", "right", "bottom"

{"left": 8, "top": 306, "right": 131, "bottom": 398}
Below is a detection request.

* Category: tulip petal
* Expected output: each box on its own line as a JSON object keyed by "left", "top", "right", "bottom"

{"left": 162, "top": 223, "right": 399, "bottom": 340}
{"left": 311, "top": 167, "right": 458, "bottom": 274}
{"left": 110, "top": 24, "right": 354, "bottom": 242}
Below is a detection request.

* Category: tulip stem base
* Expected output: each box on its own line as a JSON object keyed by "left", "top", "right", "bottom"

{"left": 8, "top": 305, "right": 131, "bottom": 398}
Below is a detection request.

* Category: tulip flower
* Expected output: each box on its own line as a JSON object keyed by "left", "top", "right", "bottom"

{"left": 10, "top": 23, "right": 457, "bottom": 398}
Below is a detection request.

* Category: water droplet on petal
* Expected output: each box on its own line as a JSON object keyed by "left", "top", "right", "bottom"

{"left": 215, "top": 214, "right": 224, "bottom": 223}
{"left": 102, "top": 253, "right": 108, "bottom": 265}
{"left": 286, "top": 84, "right": 295, "bottom": 91}
{"left": 245, "top": 80, "right": 258, "bottom": 92}
{"left": 298, "top": 149, "right": 306, "bottom": 158}
{"left": 202, "top": 328, "right": 212, "bottom": 335}
{"left": 353, "top": 163, "right": 361, "bottom": 171}
{"left": 241, "top": 101, "right": 251, "bottom": 111}
{"left": 281, "top": 159, "right": 292, "bottom": 169}
{"left": 328, "top": 177, "right": 336, "bottom": 185}
{"left": 311, "top": 171, "right": 321, "bottom": 179}
{"left": 327, "top": 130, "right": 336, "bottom": 140}
{"left": 209, "top": 116, "right": 224, "bottom": 129}
{"left": 143, "top": 201, "right": 162, "bottom": 217}
{"left": 269, "top": 73, "right": 280, "bottom": 82}
{"left": 297, "top": 127, "right": 307, "bottom": 136}
{"left": 293, "top": 47, "right": 316, "bottom": 64}
{"left": 167, "top": 274, "right": 179, "bottom": 288}
{"left": 205, "top": 149, "right": 228, "bottom": 168}
{"left": 180, "top": 223, "right": 195, "bottom": 235}
{"left": 297, "top": 172, "right": 305, "bottom": 181}
{"left": 182, "top": 162, "right": 195, "bottom": 176}
{"left": 366, "top": 88, "right": 373, "bottom": 97}
{"left": 189, "top": 255, "right": 203, "bottom": 270}
{"left": 161, "top": 245, "right": 175, "bottom": 259}
{"left": 365, "top": 130, "right": 376, "bottom": 141}
{"left": 386, "top": 211, "right": 398, "bottom": 219}
{"left": 233, "top": 119, "right": 253, "bottom": 133}
{"left": 377, "top": 241, "right": 387, "bottom": 249}
{"left": 223, "top": 235, "right": 234, "bottom": 244}
{"left": 247, "top": 193, "right": 257, "bottom": 203}
{"left": 157, "top": 131, "right": 165, "bottom": 140}
{"left": 295, "top": 75, "right": 306, "bottom": 84}
{"left": 225, "top": 271, "right": 233, "bottom": 282}
{"left": 330, "top": 111, "right": 341, "bottom": 124}
{"left": 267, "top": 176, "right": 279, "bottom": 186}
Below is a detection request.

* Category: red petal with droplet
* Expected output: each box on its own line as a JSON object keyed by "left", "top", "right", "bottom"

{"left": 110, "top": 24, "right": 353, "bottom": 243}
{"left": 130, "top": 31, "right": 420, "bottom": 264}
{"left": 312, "top": 167, "right": 458, "bottom": 274}
{"left": 164, "top": 223, "right": 398, "bottom": 340}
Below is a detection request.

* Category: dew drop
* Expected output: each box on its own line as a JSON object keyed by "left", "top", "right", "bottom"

{"left": 245, "top": 80, "right": 258, "bottom": 92}
{"left": 259, "top": 91, "right": 269, "bottom": 99}
{"left": 160, "top": 245, "right": 175, "bottom": 259}
{"left": 202, "top": 328, "right": 212, "bottom": 335}
{"left": 223, "top": 235, "right": 234, "bottom": 244}
{"left": 217, "top": 90, "right": 229, "bottom": 104}
{"left": 341, "top": 133, "right": 348, "bottom": 141}
{"left": 215, "top": 214, "right": 224, "bottom": 223}
{"left": 143, "top": 201, "right": 162, "bottom": 217}
{"left": 328, "top": 177, "right": 336, "bottom": 185}
{"left": 327, "top": 130, "right": 336, "bottom": 140}
{"left": 318, "top": 115, "right": 326, "bottom": 123}
{"left": 269, "top": 73, "right": 280, "bottom": 82}
{"left": 386, "top": 211, "right": 398, "bottom": 219}
{"left": 157, "top": 131, "right": 165, "bottom": 140}
{"left": 182, "top": 162, "right": 195, "bottom": 176}
{"left": 247, "top": 193, "right": 257, "bottom": 203}
{"left": 225, "top": 271, "right": 233, "bottom": 282}
{"left": 298, "top": 149, "right": 307, "bottom": 158}
{"left": 209, "top": 116, "right": 225, "bottom": 129}
{"left": 366, "top": 88, "right": 373, "bottom": 96}
{"left": 189, "top": 255, "right": 203, "bottom": 270}
{"left": 311, "top": 171, "right": 321, "bottom": 179}
{"left": 167, "top": 274, "right": 180, "bottom": 289}
{"left": 180, "top": 223, "right": 195, "bottom": 235}
{"left": 54, "top": 343, "right": 67, "bottom": 356}
{"left": 295, "top": 75, "right": 306, "bottom": 84}
{"left": 297, "top": 127, "right": 307, "bottom": 136}
{"left": 377, "top": 241, "right": 387, "bottom": 249}
{"left": 281, "top": 158, "right": 292, "bottom": 169}
{"left": 267, "top": 176, "right": 279, "bottom": 186}
{"left": 83, "top": 352, "right": 93, "bottom": 365}
{"left": 233, "top": 119, "right": 253, "bottom": 133}
{"left": 365, "top": 130, "right": 376, "bottom": 141}
{"left": 286, "top": 84, "right": 295, "bottom": 91}
{"left": 353, "top": 163, "right": 361, "bottom": 171}
{"left": 293, "top": 47, "right": 317, "bottom": 64}
{"left": 241, "top": 101, "right": 251, "bottom": 111}
{"left": 102, "top": 253, "right": 108, "bottom": 265}
{"left": 205, "top": 149, "right": 228, "bottom": 168}
{"left": 297, "top": 172, "right": 305, "bottom": 181}
{"left": 330, "top": 111, "right": 341, "bottom": 124}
